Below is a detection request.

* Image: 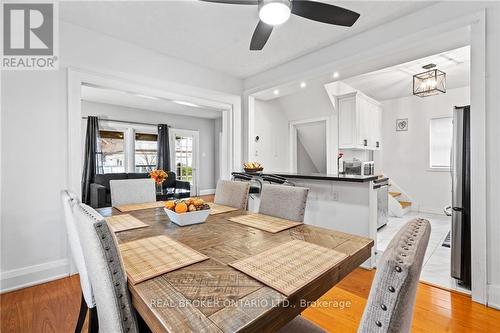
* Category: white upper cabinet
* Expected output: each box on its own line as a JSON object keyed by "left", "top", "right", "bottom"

{"left": 336, "top": 91, "right": 382, "bottom": 150}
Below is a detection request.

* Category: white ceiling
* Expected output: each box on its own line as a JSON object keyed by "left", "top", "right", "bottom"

{"left": 343, "top": 45, "right": 470, "bottom": 101}
{"left": 255, "top": 45, "right": 470, "bottom": 101}
{"left": 60, "top": 1, "right": 433, "bottom": 78}
{"left": 81, "top": 85, "right": 223, "bottom": 119}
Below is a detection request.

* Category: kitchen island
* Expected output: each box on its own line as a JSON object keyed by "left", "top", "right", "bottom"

{"left": 246, "top": 172, "right": 385, "bottom": 268}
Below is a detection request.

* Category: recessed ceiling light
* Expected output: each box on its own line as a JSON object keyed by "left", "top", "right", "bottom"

{"left": 333, "top": 72, "right": 340, "bottom": 78}
{"left": 172, "top": 100, "right": 200, "bottom": 108}
{"left": 259, "top": 1, "right": 291, "bottom": 26}
{"left": 300, "top": 81, "right": 307, "bottom": 88}
{"left": 273, "top": 89, "right": 280, "bottom": 95}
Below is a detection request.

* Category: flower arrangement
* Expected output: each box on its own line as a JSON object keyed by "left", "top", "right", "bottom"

{"left": 149, "top": 169, "right": 168, "bottom": 185}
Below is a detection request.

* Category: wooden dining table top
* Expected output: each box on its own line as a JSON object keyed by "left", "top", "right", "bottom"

{"left": 97, "top": 206, "right": 374, "bottom": 333}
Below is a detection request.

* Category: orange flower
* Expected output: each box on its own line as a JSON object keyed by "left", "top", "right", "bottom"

{"left": 149, "top": 169, "right": 168, "bottom": 185}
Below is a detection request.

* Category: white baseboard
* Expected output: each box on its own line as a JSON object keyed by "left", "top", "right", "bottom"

{"left": 488, "top": 284, "right": 500, "bottom": 310}
{"left": 199, "top": 189, "right": 216, "bottom": 195}
{"left": 0, "top": 259, "right": 70, "bottom": 293}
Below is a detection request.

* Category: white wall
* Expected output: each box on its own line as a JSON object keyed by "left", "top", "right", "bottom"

{"left": 0, "top": 21, "right": 242, "bottom": 292}
{"left": 82, "top": 101, "right": 220, "bottom": 191}
{"left": 276, "top": 80, "right": 334, "bottom": 121}
{"left": 252, "top": 99, "right": 289, "bottom": 171}
{"left": 278, "top": 81, "right": 337, "bottom": 173}
{"left": 379, "top": 86, "right": 469, "bottom": 214}
{"left": 251, "top": 80, "right": 337, "bottom": 173}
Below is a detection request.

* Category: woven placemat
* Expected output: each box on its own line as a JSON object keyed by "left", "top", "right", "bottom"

{"left": 105, "top": 214, "right": 149, "bottom": 233}
{"left": 208, "top": 202, "right": 239, "bottom": 215}
{"left": 229, "top": 240, "right": 347, "bottom": 296}
{"left": 115, "top": 201, "right": 165, "bottom": 212}
{"left": 228, "top": 213, "right": 302, "bottom": 233}
{"left": 119, "top": 235, "right": 209, "bottom": 284}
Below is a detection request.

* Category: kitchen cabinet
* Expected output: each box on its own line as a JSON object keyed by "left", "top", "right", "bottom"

{"left": 337, "top": 91, "right": 382, "bottom": 150}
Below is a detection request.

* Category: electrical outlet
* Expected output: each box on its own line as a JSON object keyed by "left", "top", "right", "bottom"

{"left": 332, "top": 191, "right": 339, "bottom": 201}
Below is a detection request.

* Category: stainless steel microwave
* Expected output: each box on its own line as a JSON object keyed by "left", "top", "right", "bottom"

{"left": 343, "top": 161, "right": 375, "bottom": 176}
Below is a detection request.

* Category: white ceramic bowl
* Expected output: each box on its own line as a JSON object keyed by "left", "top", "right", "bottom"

{"left": 164, "top": 208, "right": 210, "bottom": 226}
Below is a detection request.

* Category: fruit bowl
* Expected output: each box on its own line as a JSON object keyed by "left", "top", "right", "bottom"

{"left": 243, "top": 167, "right": 264, "bottom": 173}
{"left": 164, "top": 208, "right": 210, "bottom": 226}
{"left": 163, "top": 198, "right": 210, "bottom": 226}
{"left": 243, "top": 162, "right": 263, "bottom": 173}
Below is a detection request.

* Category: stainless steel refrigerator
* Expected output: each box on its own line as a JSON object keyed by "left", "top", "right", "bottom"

{"left": 451, "top": 105, "right": 471, "bottom": 287}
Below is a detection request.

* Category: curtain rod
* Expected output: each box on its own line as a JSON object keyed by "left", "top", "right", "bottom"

{"left": 81, "top": 117, "right": 170, "bottom": 127}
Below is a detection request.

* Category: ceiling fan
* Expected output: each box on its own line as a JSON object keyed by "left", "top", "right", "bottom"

{"left": 200, "top": 0, "right": 360, "bottom": 50}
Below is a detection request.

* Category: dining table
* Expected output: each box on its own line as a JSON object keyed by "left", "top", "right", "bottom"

{"left": 97, "top": 205, "right": 374, "bottom": 333}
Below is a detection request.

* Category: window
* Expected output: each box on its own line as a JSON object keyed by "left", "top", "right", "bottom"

{"left": 99, "top": 130, "right": 125, "bottom": 173}
{"left": 429, "top": 117, "right": 453, "bottom": 169}
{"left": 135, "top": 133, "right": 158, "bottom": 172}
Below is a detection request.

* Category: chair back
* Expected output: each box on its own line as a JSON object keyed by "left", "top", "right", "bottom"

{"left": 60, "top": 190, "right": 95, "bottom": 308}
{"left": 72, "top": 202, "right": 138, "bottom": 333}
{"left": 358, "top": 218, "right": 431, "bottom": 333}
{"left": 110, "top": 178, "right": 156, "bottom": 207}
{"left": 259, "top": 184, "right": 309, "bottom": 222}
{"left": 214, "top": 180, "right": 250, "bottom": 209}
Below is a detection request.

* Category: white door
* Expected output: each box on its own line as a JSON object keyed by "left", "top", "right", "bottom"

{"left": 170, "top": 129, "right": 200, "bottom": 196}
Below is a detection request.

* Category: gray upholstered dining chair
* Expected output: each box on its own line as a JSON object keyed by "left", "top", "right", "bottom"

{"left": 277, "top": 218, "right": 430, "bottom": 333}
{"left": 61, "top": 190, "right": 98, "bottom": 333}
{"left": 358, "top": 218, "right": 431, "bottom": 333}
{"left": 214, "top": 179, "right": 250, "bottom": 209}
{"left": 110, "top": 178, "right": 156, "bottom": 207}
{"left": 259, "top": 184, "right": 309, "bottom": 222}
{"left": 72, "top": 202, "right": 139, "bottom": 333}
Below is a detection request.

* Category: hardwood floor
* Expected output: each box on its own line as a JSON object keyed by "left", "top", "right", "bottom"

{"left": 302, "top": 269, "right": 500, "bottom": 333}
{"left": 1, "top": 269, "right": 498, "bottom": 332}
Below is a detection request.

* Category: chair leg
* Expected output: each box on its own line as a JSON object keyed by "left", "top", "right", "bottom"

{"left": 75, "top": 292, "right": 87, "bottom": 333}
{"left": 88, "top": 307, "right": 99, "bottom": 333}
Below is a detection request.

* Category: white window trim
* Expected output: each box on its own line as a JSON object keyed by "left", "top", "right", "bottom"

{"left": 169, "top": 128, "right": 200, "bottom": 196}
{"left": 98, "top": 121, "right": 158, "bottom": 173}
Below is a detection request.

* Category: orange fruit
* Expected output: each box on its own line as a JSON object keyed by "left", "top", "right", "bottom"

{"left": 175, "top": 202, "right": 188, "bottom": 214}
{"left": 165, "top": 201, "right": 175, "bottom": 210}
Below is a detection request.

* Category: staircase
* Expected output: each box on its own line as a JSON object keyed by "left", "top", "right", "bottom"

{"left": 388, "top": 184, "right": 413, "bottom": 217}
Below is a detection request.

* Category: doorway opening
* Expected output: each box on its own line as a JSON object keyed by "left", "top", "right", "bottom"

{"left": 289, "top": 118, "right": 330, "bottom": 174}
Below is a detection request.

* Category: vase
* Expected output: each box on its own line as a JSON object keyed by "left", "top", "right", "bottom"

{"left": 156, "top": 183, "right": 164, "bottom": 195}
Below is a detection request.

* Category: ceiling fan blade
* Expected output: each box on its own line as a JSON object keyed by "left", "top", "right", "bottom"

{"left": 199, "top": 0, "right": 258, "bottom": 4}
{"left": 250, "top": 20, "right": 273, "bottom": 50}
{"left": 291, "top": 1, "right": 360, "bottom": 27}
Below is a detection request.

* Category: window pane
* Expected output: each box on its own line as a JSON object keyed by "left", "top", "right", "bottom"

{"left": 99, "top": 130, "right": 125, "bottom": 173}
{"left": 135, "top": 133, "right": 158, "bottom": 173}
{"left": 430, "top": 117, "right": 453, "bottom": 168}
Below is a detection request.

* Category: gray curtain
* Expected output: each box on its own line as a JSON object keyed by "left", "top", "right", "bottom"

{"left": 81, "top": 116, "right": 103, "bottom": 204}
{"left": 157, "top": 124, "right": 171, "bottom": 172}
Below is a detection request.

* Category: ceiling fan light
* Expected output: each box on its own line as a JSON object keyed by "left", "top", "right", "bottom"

{"left": 259, "top": 1, "right": 291, "bottom": 26}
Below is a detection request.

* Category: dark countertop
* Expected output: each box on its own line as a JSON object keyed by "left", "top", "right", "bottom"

{"left": 261, "top": 172, "right": 381, "bottom": 183}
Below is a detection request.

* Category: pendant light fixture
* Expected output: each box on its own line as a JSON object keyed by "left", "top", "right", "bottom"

{"left": 413, "top": 64, "right": 446, "bottom": 97}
